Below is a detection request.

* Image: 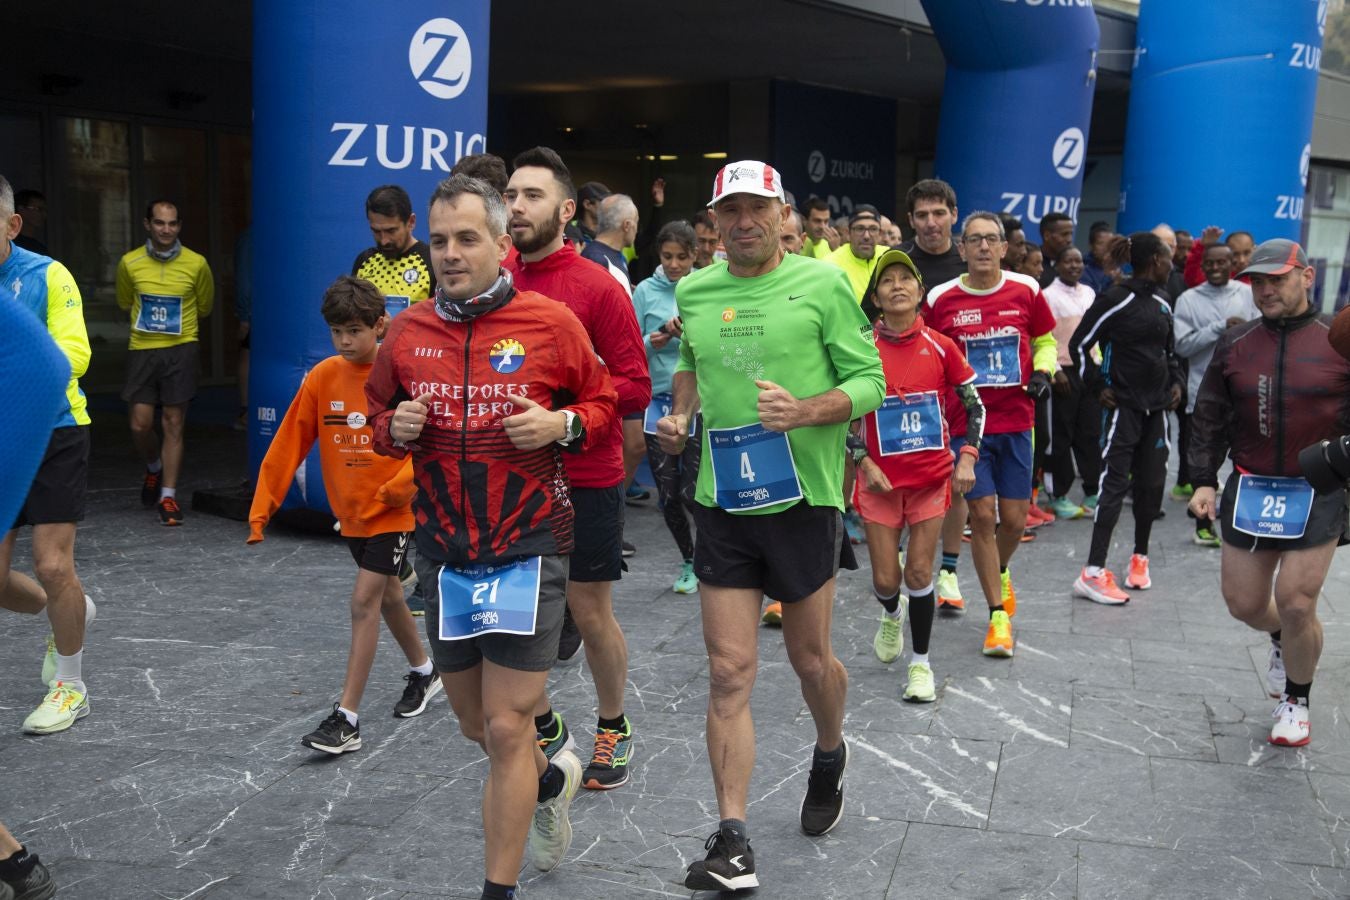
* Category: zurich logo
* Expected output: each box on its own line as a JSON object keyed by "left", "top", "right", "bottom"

{"left": 1052, "top": 127, "right": 1085, "bottom": 180}
{"left": 409, "top": 18, "right": 472, "bottom": 100}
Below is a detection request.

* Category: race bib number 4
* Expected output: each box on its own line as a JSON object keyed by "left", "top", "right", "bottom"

{"left": 1231, "top": 475, "right": 1314, "bottom": 539}
{"left": 438, "top": 556, "right": 542, "bottom": 640}
{"left": 965, "top": 333, "right": 1022, "bottom": 387}
{"left": 709, "top": 423, "right": 803, "bottom": 511}
{"left": 135, "top": 294, "right": 183, "bottom": 335}
{"left": 875, "top": 391, "right": 943, "bottom": 456}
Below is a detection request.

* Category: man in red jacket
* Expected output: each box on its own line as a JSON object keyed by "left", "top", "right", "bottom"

{"left": 366, "top": 174, "right": 617, "bottom": 899}
{"left": 503, "top": 147, "right": 653, "bottom": 793}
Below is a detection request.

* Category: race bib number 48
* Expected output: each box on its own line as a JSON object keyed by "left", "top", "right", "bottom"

{"left": 875, "top": 391, "right": 943, "bottom": 456}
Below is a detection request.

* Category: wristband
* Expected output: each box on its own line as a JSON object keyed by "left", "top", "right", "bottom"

{"left": 959, "top": 444, "right": 979, "bottom": 461}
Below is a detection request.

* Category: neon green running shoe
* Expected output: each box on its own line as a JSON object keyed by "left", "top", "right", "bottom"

{"left": 23, "top": 682, "right": 90, "bottom": 734}
{"left": 872, "top": 604, "right": 905, "bottom": 664}
{"left": 902, "top": 661, "right": 937, "bottom": 702}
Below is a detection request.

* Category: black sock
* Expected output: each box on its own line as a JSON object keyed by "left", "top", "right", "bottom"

{"left": 0, "top": 847, "right": 37, "bottom": 880}
{"left": 482, "top": 879, "right": 516, "bottom": 900}
{"left": 999, "top": 565, "right": 1007, "bottom": 575}
{"left": 941, "top": 552, "right": 959, "bottom": 574}
{"left": 909, "top": 589, "right": 935, "bottom": 655}
{"left": 597, "top": 713, "right": 626, "bottom": 732}
{"left": 1271, "top": 630, "right": 1282, "bottom": 645}
{"left": 719, "top": 818, "right": 749, "bottom": 845}
{"left": 1284, "top": 679, "right": 1311, "bottom": 705}
{"left": 989, "top": 604, "right": 1005, "bottom": 619}
{"left": 538, "top": 762, "right": 565, "bottom": 802}
{"left": 813, "top": 741, "right": 844, "bottom": 768}
{"left": 534, "top": 709, "right": 555, "bottom": 733}
{"left": 874, "top": 588, "right": 900, "bottom": 615}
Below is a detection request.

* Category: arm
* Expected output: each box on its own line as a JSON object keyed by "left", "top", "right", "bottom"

{"left": 1068, "top": 293, "right": 1112, "bottom": 397}
{"left": 247, "top": 377, "right": 319, "bottom": 541}
{"left": 116, "top": 256, "right": 134, "bottom": 312}
{"left": 1172, "top": 295, "right": 1225, "bottom": 359}
{"left": 658, "top": 368, "right": 700, "bottom": 455}
{"left": 818, "top": 282, "right": 887, "bottom": 419}
{"left": 1187, "top": 334, "right": 1235, "bottom": 491}
{"left": 195, "top": 259, "right": 215, "bottom": 319}
{"left": 45, "top": 262, "right": 91, "bottom": 381}
{"left": 955, "top": 379, "right": 985, "bottom": 451}
{"left": 591, "top": 280, "right": 652, "bottom": 416}
{"left": 1163, "top": 308, "right": 1185, "bottom": 407}
{"left": 366, "top": 317, "right": 412, "bottom": 458}
{"left": 1030, "top": 332, "right": 1058, "bottom": 374}
{"left": 1183, "top": 237, "right": 1207, "bottom": 289}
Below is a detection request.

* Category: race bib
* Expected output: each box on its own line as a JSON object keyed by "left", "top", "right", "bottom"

{"left": 1231, "top": 474, "right": 1314, "bottom": 539}
{"left": 135, "top": 294, "right": 183, "bottom": 335}
{"left": 642, "top": 392, "right": 697, "bottom": 438}
{"left": 875, "top": 391, "right": 943, "bottom": 456}
{"left": 708, "top": 423, "right": 803, "bottom": 511}
{"left": 965, "top": 333, "right": 1022, "bottom": 387}
{"left": 384, "top": 295, "right": 411, "bottom": 318}
{"left": 437, "top": 556, "right": 542, "bottom": 640}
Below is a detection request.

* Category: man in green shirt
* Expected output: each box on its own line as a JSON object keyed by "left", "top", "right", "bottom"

{"left": 657, "top": 160, "right": 884, "bottom": 893}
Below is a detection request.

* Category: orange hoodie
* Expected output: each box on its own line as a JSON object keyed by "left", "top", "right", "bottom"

{"left": 249, "top": 355, "right": 414, "bottom": 541}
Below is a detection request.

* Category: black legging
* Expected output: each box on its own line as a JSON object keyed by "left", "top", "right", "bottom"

{"left": 644, "top": 418, "right": 702, "bottom": 560}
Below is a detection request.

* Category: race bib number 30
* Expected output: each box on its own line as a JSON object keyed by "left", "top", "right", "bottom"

{"left": 135, "top": 294, "right": 183, "bottom": 335}
{"left": 875, "top": 391, "right": 943, "bottom": 456}
{"left": 1231, "top": 474, "right": 1314, "bottom": 539}
{"left": 438, "top": 556, "right": 542, "bottom": 640}
{"left": 965, "top": 333, "right": 1022, "bottom": 387}
{"left": 709, "top": 423, "right": 803, "bottom": 511}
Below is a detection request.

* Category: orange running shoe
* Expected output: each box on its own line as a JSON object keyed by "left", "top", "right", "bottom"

{"left": 1125, "top": 553, "right": 1152, "bottom": 590}
{"left": 761, "top": 601, "right": 783, "bottom": 626}
{"left": 982, "top": 610, "right": 1014, "bottom": 657}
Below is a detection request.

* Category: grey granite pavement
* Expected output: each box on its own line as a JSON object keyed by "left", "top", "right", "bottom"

{"left": 2, "top": 422, "right": 1348, "bottom": 899}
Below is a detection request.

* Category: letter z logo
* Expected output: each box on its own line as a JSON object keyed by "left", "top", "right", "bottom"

{"left": 409, "top": 18, "right": 472, "bottom": 100}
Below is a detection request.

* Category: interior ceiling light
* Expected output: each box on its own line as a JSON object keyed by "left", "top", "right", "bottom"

{"left": 702, "top": 152, "right": 728, "bottom": 159}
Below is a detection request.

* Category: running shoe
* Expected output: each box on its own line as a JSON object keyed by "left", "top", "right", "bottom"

{"left": 1267, "top": 641, "right": 1286, "bottom": 699}
{"left": 140, "top": 468, "right": 161, "bottom": 507}
{"left": 673, "top": 561, "right": 698, "bottom": 595}
{"left": 1124, "top": 553, "right": 1152, "bottom": 590}
{"left": 301, "top": 704, "right": 361, "bottom": 754}
{"left": 684, "top": 828, "right": 758, "bottom": 892}
{"left": 761, "top": 601, "right": 783, "bottom": 627}
{"left": 558, "top": 605, "right": 583, "bottom": 662}
{"left": 537, "top": 711, "right": 576, "bottom": 760}
{"left": 982, "top": 610, "right": 1014, "bottom": 657}
{"left": 583, "top": 716, "right": 634, "bottom": 790}
{"left": 1072, "top": 568, "right": 1130, "bottom": 605}
{"left": 1171, "top": 483, "right": 1194, "bottom": 501}
{"left": 800, "top": 740, "right": 848, "bottom": 836}
{"left": 158, "top": 496, "right": 184, "bottom": 526}
{"left": 0, "top": 851, "right": 55, "bottom": 900}
{"left": 1193, "top": 527, "right": 1221, "bottom": 548}
{"left": 624, "top": 484, "right": 651, "bottom": 505}
{"left": 21, "top": 682, "right": 89, "bottom": 735}
{"left": 621, "top": 539, "right": 637, "bottom": 558}
{"left": 1082, "top": 494, "right": 1099, "bottom": 512}
{"left": 528, "top": 749, "right": 581, "bottom": 871}
{"left": 1025, "top": 504, "right": 1053, "bottom": 528}
{"left": 936, "top": 570, "right": 965, "bottom": 613}
{"left": 1050, "top": 496, "right": 1086, "bottom": 520}
{"left": 843, "top": 510, "right": 865, "bottom": 545}
{"left": 872, "top": 606, "right": 905, "bottom": 664}
{"left": 405, "top": 584, "right": 425, "bottom": 617}
{"left": 1019, "top": 529, "right": 1037, "bottom": 543}
{"left": 1000, "top": 570, "right": 1017, "bottom": 618}
{"left": 902, "top": 661, "right": 937, "bottom": 703}
{"left": 1269, "top": 700, "right": 1311, "bottom": 747}
{"left": 393, "top": 668, "right": 442, "bottom": 717}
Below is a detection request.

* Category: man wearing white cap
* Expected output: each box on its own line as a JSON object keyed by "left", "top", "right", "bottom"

{"left": 656, "top": 161, "right": 885, "bottom": 891}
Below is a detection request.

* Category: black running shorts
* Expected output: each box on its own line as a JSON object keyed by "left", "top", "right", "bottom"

{"left": 568, "top": 485, "right": 624, "bottom": 583}
{"left": 121, "top": 343, "right": 199, "bottom": 406}
{"left": 345, "top": 531, "right": 411, "bottom": 576}
{"left": 12, "top": 426, "right": 90, "bottom": 529}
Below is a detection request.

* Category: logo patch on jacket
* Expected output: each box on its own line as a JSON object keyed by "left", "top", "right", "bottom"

{"left": 490, "top": 338, "right": 525, "bottom": 374}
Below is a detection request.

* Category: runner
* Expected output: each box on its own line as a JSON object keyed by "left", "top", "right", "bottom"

{"left": 632, "top": 221, "right": 701, "bottom": 594}
{"left": 365, "top": 174, "right": 617, "bottom": 897}
{"left": 1188, "top": 239, "right": 1350, "bottom": 747}
{"left": 925, "top": 212, "right": 1058, "bottom": 657}
{"left": 852, "top": 249, "right": 982, "bottom": 702}
{"left": 248, "top": 276, "right": 443, "bottom": 754}
{"left": 656, "top": 160, "right": 885, "bottom": 891}
{"left": 1068, "top": 233, "right": 1185, "bottom": 604}
{"left": 351, "top": 184, "right": 435, "bottom": 321}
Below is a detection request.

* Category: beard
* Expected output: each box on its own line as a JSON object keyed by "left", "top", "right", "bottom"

{"left": 512, "top": 206, "right": 564, "bottom": 255}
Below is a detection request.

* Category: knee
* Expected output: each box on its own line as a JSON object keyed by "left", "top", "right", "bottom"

{"left": 967, "top": 503, "right": 996, "bottom": 531}
{"left": 482, "top": 710, "right": 531, "bottom": 756}
{"left": 32, "top": 552, "right": 75, "bottom": 589}
{"left": 789, "top": 648, "right": 834, "bottom": 686}
{"left": 349, "top": 592, "right": 381, "bottom": 620}
{"left": 129, "top": 415, "right": 154, "bottom": 436}
{"left": 707, "top": 653, "right": 755, "bottom": 703}
{"left": 568, "top": 597, "right": 613, "bottom": 637}
{"left": 1276, "top": 596, "right": 1319, "bottom": 633}
{"left": 903, "top": 565, "right": 930, "bottom": 592}
{"left": 1221, "top": 588, "right": 1269, "bottom": 624}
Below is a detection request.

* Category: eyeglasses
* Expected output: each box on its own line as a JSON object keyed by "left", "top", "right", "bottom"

{"left": 850, "top": 224, "right": 881, "bottom": 235}
{"left": 962, "top": 234, "right": 1003, "bottom": 247}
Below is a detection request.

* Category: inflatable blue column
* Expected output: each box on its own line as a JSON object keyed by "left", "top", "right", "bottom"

{"left": 1119, "top": 0, "right": 1323, "bottom": 240}
{"left": 250, "top": 1, "right": 490, "bottom": 511}
{"left": 921, "top": 0, "right": 1099, "bottom": 229}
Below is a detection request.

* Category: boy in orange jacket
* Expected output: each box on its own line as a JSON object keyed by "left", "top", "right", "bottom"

{"left": 249, "top": 276, "right": 440, "bottom": 754}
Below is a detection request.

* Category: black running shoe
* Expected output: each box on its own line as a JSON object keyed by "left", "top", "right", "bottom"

{"left": 800, "top": 740, "right": 848, "bottom": 836}
{"left": 158, "top": 496, "right": 184, "bottom": 526}
{"left": 141, "top": 469, "right": 161, "bottom": 508}
{"left": 583, "top": 716, "right": 634, "bottom": 790}
{"left": 393, "top": 668, "right": 442, "bottom": 717}
{"left": 301, "top": 704, "right": 361, "bottom": 755}
{"left": 0, "top": 847, "right": 55, "bottom": 900}
{"left": 558, "top": 605, "right": 583, "bottom": 661}
{"left": 536, "top": 711, "right": 575, "bottom": 760}
{"left": 684, "top": 829, "right": 758, "bottom": 892}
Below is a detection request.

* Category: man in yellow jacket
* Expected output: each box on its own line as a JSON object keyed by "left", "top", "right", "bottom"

{"left": 116, "top": 200, "right": 214, "bottom": 525}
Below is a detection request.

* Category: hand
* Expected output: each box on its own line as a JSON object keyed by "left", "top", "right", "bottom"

{"left": 1200, "top": 225, "right": 1223, "bottom": 246}
{"left": 1189, "top": 486, "right": 1217, "bottom": 521}
{"left": 1167, "top": 384, "right": 1183, "bottom": 411}
{"left": 1099, "top": 387, "right": 1118, "bottom": 410}
{"left": 651, "top": 177, "right": 665, "bottom": 207}
{"left": 952, "top": 455, "right": 976, "bottom": 495}
{"left": 1225, "top": 316, "right": 1247, "bottom": 329}
{"left": 1026, "top": 371, "right": 1052, "bottom": 400}
{"left": 823, "top": 224, "right": 841, "bottom": 250}
{"left": 650, "top": 330, "right": 672, "bottom": 350}
{"left": 392, "top": 392, "right": 434, "bottom": 444}
{"left": 1052, "top": 370, "right": 1072, "bottom": 396}
{"left": 501, "top": 394, "right": 566, "bottom": 450}
{"left": 665, "top": 316, "right": 683, "bottom": 337}
{"left": 858, "top": 457, "right": 893, "bottom": 493}
{"left": 657, "top": 413, "right": 689, "bottom": 455}
{"left": 755, "top": 380, "right": 801, "bottom": 432}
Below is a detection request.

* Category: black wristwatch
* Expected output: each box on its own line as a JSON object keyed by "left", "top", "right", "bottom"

{"left": 846, "top": 432, "right": 868, "bottom": 464}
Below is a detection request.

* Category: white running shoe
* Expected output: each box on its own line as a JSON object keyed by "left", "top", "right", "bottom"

{"left": 529, "top": 749, "right": 581, "bottom": 871}
{"left": 1266, "top": 641, "right": 1285, "bottom": 699}
{"left": 1269, "top": 700, "right": 1310, "bottom": 747}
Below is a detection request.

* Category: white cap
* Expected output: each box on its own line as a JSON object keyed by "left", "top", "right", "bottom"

{"left": 708, "top": 160, "right": 785, "bottom": 207}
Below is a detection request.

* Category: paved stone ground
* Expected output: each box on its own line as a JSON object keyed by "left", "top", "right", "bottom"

{"left": 3, "top": 421, "right": 1350, "bottom": 899}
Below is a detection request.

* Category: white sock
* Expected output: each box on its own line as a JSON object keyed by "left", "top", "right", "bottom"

{"left": 411, "top": 659, "right": 433, "bottom": 676}
{"left": 55, "top": 650, "right": 83, "bottom": 686}
{"left": 884, "top": 606, "right": 903, "bottom": 621}
{"left": 85, "top": 594, "right": 97, "bottom": 625}
{"left": 160, "top": 487, "right": 177, "bottom": 500}
{"left": 1085, "top": 565, "right": 1105, "bottom": 577}
{"left": 911, "top": 652, "right": 930, "bottom": 666}
{"left": 338, "top": 706, "right": 359, "bottom": 726}
{"left": 146, "top": 459, "right": 163, "bottom": 474}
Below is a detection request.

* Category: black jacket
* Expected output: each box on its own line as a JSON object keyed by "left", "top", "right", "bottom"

{"left": 1068, "top": 277, "right": 1184, "bottom": 412}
